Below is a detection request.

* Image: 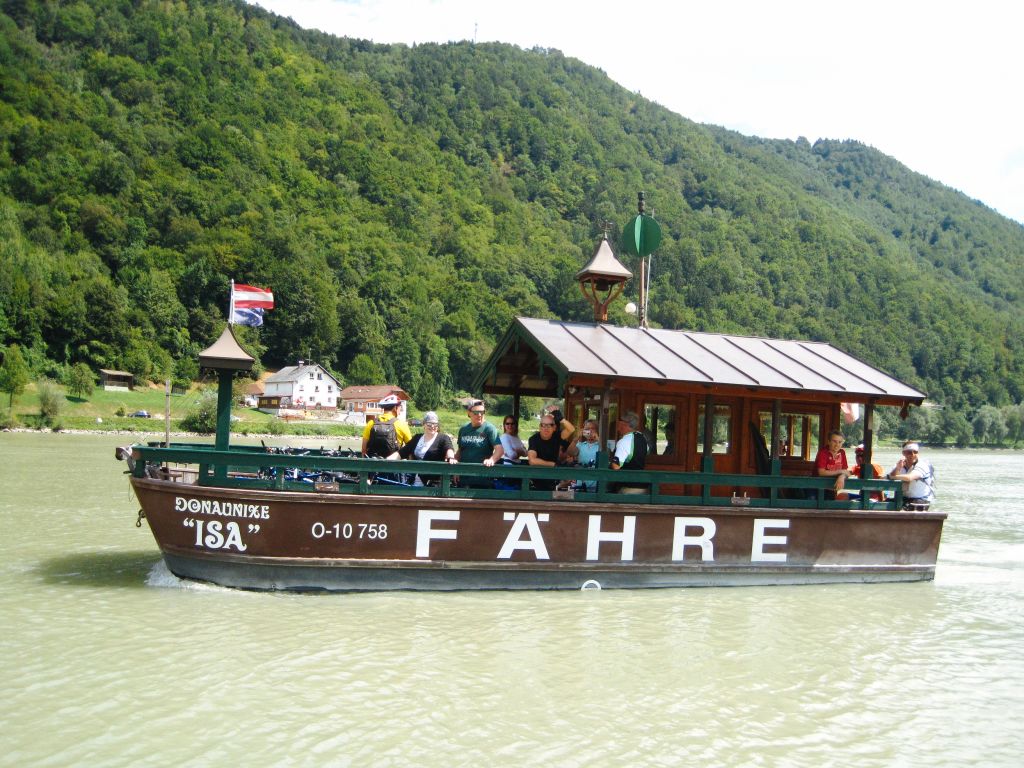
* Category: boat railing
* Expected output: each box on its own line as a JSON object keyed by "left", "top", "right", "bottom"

{"left": 125, "top": 442, "right": 906, "bottom": 511}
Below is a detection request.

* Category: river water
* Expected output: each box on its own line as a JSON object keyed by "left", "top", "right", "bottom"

{"left": 1, "top": 433, "right": 1021, "bottom": 767}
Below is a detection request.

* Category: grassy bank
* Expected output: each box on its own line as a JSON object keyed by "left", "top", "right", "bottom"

{"left": 1, "top": 381, "right": 488, "bottom": 439}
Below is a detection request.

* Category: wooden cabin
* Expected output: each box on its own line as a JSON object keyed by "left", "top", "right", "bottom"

{"left": 472, "top": 317, "right": 925, "bottom": 496}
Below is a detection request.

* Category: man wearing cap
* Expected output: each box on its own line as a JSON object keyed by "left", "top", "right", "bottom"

{"left": 453, "top": 400, "right": 503, "bottom": 487}
{"left": 362, "top": 394, "right": 412, "bottom": 457}
{"left": 887, "top": 441, "right": 935, "bottom": 509}
{"left": 610, "top": 410, "right": 649, "bottom": 493}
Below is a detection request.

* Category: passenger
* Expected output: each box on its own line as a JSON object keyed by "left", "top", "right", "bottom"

{"left": 499, "top": 415, "right": 528, "bottom": 465}
{"left": 610, "top": 410, "right": 649, "bottom": 494}
{"left": 543, "top": 404, "right": 576, "bottom": 463}
{"left": 812, "top": 429, "right": 850, "bottom": 499}
{"left": 528, "top": 412, "right": 566, "bottom": 491}
{"left": 566, "top": 419, "right": 601, "bottom": 491}
{"left": 839, "top": 444, "right": 888, "bottom": 505}
{"left": 386, "top": 411, "right": 455, "bottom": 486}
{"left": 886, "top": 441, "right": 935, "bottom": 510}
{"left": 847, "top": 443, "right": 886, "bottom": 501}
{"left": 452, "top": 400, "right": 503, "bottom": 488}
{"left": 361, "top": 394, "right": 412, "bottom": 457}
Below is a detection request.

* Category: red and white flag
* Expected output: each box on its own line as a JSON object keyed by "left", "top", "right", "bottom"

{"left": 229, "top": 282, "right": 274, "bottom": 326}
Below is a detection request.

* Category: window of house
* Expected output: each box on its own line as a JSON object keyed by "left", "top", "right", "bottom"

{"left": 317, "top": 373, "right": 322, "bottom": 380}
{"left": 696, "top": 404, "right": 732, "bottom": 454}
{"left": 315, "top": 386, "right": 320, "bottom": 392}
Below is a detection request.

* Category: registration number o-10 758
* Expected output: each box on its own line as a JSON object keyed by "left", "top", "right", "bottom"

{"left": 311, "top": 522, "right": 389, "bottom": 540}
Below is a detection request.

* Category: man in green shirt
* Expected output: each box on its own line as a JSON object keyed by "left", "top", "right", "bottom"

{"left": 454, "top": 400, "right": 503, "bottom": 487}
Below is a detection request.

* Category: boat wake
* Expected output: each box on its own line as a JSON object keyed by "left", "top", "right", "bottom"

{"left": 145, "top": 559, "right": 225, "bottom": 591}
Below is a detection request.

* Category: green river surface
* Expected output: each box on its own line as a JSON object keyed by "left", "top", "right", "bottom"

{"left": 1, "top": 432, "right": 1021, "bottom": 767}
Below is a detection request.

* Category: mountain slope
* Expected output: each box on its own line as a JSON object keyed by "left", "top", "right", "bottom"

{"left": 1, "top": 0, "right": 1022, "bottom": 419}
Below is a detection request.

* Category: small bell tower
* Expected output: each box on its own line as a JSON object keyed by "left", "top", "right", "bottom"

{"left": 575, "top": 235, "right": 633, "bottom": 322}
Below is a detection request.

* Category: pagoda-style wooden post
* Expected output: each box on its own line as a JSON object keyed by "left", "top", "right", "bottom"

{"left": 198, "top": 326, "right": 255, "bottom": 479}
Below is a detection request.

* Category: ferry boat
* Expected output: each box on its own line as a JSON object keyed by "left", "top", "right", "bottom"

{"left": 118, "top": 237, "right": 943, "bottom": 591}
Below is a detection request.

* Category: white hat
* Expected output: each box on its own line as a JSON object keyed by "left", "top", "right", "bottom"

{"left": 379, "top": 394, "right": 400, "bottom": 407}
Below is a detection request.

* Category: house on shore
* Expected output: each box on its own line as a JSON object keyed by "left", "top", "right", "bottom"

{"left": 340, "top": 385, "right": 410, "bottom": 420}
{"left": 258, "top": 361, "right": 340, "bottom": 412}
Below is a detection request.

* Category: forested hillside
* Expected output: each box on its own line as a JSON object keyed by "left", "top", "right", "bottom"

{"left": 2, "top": 0, "right": 1022, "bottom": 437}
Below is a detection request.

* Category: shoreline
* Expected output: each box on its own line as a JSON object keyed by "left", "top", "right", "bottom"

{"left": 2, "top": 427, "right": 362, "bottom": 445}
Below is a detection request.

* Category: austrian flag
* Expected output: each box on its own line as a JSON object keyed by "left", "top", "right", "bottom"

{"left": 229, "top": 282, "right": 274, "bottom": 327}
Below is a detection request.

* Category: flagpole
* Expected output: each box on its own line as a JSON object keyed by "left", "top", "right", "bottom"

{"left": 228, "top": 279, "right": 235, "bottom": 325}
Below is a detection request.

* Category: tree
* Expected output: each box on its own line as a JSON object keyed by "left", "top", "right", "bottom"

{"left": 415, "top": 373, "right": 442, "bottom": 411}
{"left": 66, "top": 362, "right": 96, "bottom": 399}
{"left": 180, "top": 390, "right": 218, "bottom": 433}
{"left": 347, "top": 353, "right": 385, "bottom": 386}
{"left": 0, "top": 344, "right": 29, "bottom": 409}
{"left": 36, "top": 378, "right": 63, "bottom": 428}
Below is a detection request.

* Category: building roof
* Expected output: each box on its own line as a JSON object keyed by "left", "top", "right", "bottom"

{"left": 472, "top": 317, "right": 926, "bottom": 406}
{"left": 339, "top": 385, "right": 409, "bottom": 402}
{"left": 264, "top": 362, "right": 338, "bottom": 385}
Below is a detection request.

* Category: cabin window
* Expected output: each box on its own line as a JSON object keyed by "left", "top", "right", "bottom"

{"left": 757, "top": 410, "right": 821, "bottom": 461}
{"left": 317, "top": 373, "right": 322, "bottom": 380}
{"left": 309, "top": 373, "right": 314, "bottom": 379}
{"left": 642, "top": 402, "right": 678, "bottom": 457}
{"left": 696, "top": 404, "right": 732, "bottom": 454}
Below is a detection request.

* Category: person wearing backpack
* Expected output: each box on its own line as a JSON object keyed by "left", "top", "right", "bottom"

{"left": 361, "top": 394, "right": 412, "bottom": 457}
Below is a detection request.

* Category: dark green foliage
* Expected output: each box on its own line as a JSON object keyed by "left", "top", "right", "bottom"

{"left": 0, "top": 0, "right": 1022, "bottom": 439}
{"left": 346, "top": 353, "right": 384, "bottom": 386}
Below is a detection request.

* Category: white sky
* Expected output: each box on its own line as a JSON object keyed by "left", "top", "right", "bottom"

{"left": 254, "top": 0, "right": 1024, "bottom": 225}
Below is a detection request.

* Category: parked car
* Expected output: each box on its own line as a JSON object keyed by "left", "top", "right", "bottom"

{"left": 408, "top": 417, "right": 423, "bottom": 427}
{"left": 129, "top": 410, "right": 150, "bottom": 418}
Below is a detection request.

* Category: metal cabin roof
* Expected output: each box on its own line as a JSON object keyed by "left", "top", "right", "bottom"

{"left": 473, "top": 317, "right": 926, "bottom": 405}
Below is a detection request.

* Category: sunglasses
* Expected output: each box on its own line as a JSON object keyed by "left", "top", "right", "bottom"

{"left": 469, "top": 410, "right": 485, "bottom": 415}
{"left": 540, "top": 422, "right": 556, "bottom": 427}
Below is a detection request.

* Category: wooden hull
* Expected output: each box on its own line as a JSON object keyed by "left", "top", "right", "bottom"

{"left": 131, "top": 476, "right": 945, "bottom": 592}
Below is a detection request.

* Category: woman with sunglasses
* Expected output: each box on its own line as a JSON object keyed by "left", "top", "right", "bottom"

{"left": 499, "top": 416, "right": 527, "bottom": 466}
{"left": 386, "top": 411, "right": 454, "bottom": 486}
